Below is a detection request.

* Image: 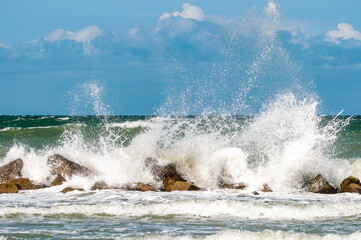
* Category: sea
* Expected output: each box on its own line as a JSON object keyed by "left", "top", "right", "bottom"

{"left": 0, "top": 112, "right": 361, "bottom": 239}
{"left": 2, "top": 1, "right": 361, "bottom": 239}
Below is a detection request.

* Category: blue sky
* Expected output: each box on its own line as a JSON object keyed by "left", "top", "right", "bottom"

{"left": 0, "top": 0, "right": 361, "bottom": 115}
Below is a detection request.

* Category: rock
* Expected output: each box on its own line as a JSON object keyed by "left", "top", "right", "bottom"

{"left": 252, "top": 191, "right": 260, "bottom": 195}
{"left": 0, "top": 159, "right": 23, "bottom": 183}
{"left": 6, "top": 178, "right": 40, "bottom": 190}
{"left": 0, "top": 182, "right": 18, "bottom": 194}
{"left": 47, "top": 154, "right": 92, "bottom": 178}
{"left": 122, "top": 182, "right": 157, "bottom": 191}
{"left": 163, "top": 177, "right": 200, "bottom": 191}
{"left": 60, "top": 187, "right": 85, "bottom": 194}
{"left": 145, "top": 158, "right": 186, "bottom": 182}
{"left": 304, "top": 174, "right": 337, "bottom": 194}
{"left": 91, "top": 181, "right": 110, "bottom": 190}
{"left": 347, "top": 183, "right": 361, "bottom": 193}
{"left": 340, "top": 176, "right": 361, "bottom": 193}
{"left": 50, "top": 174, "right": 66, "bottom": 187}
{"left": 219, "top": 183, "right": 246, "bottom": 190}
{"left": 262, "top": 184, "right": 273, "bottom": 192}
{"left": 135, "top": 182, "right": 157, "bottom": 192}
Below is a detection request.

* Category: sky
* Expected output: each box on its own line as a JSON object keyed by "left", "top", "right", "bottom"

{"left": 0, "top": 0, "right": 361, "bottom": 115}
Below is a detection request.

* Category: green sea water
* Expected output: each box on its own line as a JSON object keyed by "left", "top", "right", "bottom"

{"left": 1, "top": 115, "right": 360, "bottom": 160}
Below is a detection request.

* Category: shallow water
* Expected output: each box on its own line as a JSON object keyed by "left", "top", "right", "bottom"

{"left": 1, "top": 189, "right": 361, "bottom": 239}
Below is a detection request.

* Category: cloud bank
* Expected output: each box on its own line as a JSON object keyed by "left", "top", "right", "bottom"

{"left": 1, "top": 3, "right": 361, "bottom": 114}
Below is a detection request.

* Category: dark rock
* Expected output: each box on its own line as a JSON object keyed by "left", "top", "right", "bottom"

{"left": 163, "top": 177, "right": 200, "bottom": 191}
{"left": 305, "top": 174, "right": 337, "bottom": 194}
{"left": 340, "top": 176, "right": 361, "bottom": 193}
{"left": 219, "top": 183, "right": 246, "bottom": 190}
{"left": 50, "top": 174, "right": 66, "bottom": 187}
{"left": 0, "top": 182, "right": 18, "bottom": 194}
{"left": 252, "top": 191, "right": 260, "bottom": 195}
{"left": 145, "top": 158, "right": 186, "bottom": 182}
{"left": 262, "top": 184, "right": 273, "bottom": 192}
{"left": 47, "top": 154, "right": 92, "bottom": 178}
{"left": 0, "top": 159, "right": 23, "bottom": 183}
{"left": 60, "top": 187, "right": 85, "bottom": 194}
{"left": 91, "top": 181, "right": 110, "bottom": 190}
{"left": 6, "top": 178, "right": 39, "bottom": 190}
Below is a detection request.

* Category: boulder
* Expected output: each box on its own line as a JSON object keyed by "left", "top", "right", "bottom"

{"left": 122, "top": 182, "right": 157, "bottom": 191}
{"left": 134, "top": 182, "right": 157, "bottom": 192}
{"left": 47, "top": 154, "right": 92, "bottom": 178}
{"left": 60, "top": 187, "right": 85, "bottom": 194}
{"left": 262, "top": 184, "right": 273, "bottom": 192}
{"left": 0, "top": 159, "right": 23, "bottom": 183}
{"left": 304, "top": 174, "right": 337, "bottom": 194}
{"left": 6, "top": 178, "right": 40, "bottom": 190}
{"left": 163, "top": 177, "right": 200, "bottom": 191}
{"left": 340, "top": 176, "right": 361, "bottom": 193}
{"left": 145, "top": 158, "right": 186, "bottom": 182}
{"left": 91, "top": 181, "right": 110, "bottom": 190}
{"left": 50, "top": 174, "right": 66, "bottom": 187}
{"left": 252, "top": 191, "right": 260, "bottom": 195}
{"left": 219, "top": 183, "right": 246, "bottom": 190}
{"left": 0, "top": 182, "right": 18, "bottom": 194}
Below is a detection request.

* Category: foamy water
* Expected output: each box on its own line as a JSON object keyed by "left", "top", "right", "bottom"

{"left": 1, "top": 0, "right": 360, "bottom": 239}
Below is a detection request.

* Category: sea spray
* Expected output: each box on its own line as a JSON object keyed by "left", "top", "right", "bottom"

{"left": 0, "top": 1, "right": 352, "bottom": 192}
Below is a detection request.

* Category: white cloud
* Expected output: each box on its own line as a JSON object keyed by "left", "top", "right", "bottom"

{"left": 326, "top": 23, "right": 361, "bottom": 44}
{"left": 46, "top": 25, "right": 102, "bottom": 43}
{"left": 159, "top": 3, "right": 205, "bottom": 21}
{"left": 45, "top": 25, "right": 102, "bottom": 55}
{"left": 0, "top": 42, "right": 11, "bottom": 50}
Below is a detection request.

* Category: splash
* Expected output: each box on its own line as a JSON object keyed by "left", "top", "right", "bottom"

{"left": 0, "top": 1, "right": 352, "bottom": 192}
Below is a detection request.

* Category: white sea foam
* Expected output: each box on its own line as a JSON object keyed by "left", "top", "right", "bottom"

{"left": 0, "top": 127, "right": 19, "bottom": 132}
{"left": 1, "top": 195, "right": 361, "bottom": 220}
{"left": 0, "top": 0, "right": 354, "bottom": 193}
{"left": 108, "top": 120, "right": 153, "bottom": 129}
{"left": 120, "top": 230, "right": 361, "bottom": 240}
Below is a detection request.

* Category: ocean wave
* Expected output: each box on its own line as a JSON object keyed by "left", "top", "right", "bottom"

{"left": 120, "top": 229, "right": 361, "bottom": 240}
{"left": 0, "top": 127, "right": 21, "bottom": 132}
{"left": 108, "top": 120, "right": 153, "bottom": 129}
{"left": 58, "top": 117, "right": 70, "bottom": 121}
{"left": 1, "top": 198, "right": 361, "bottom": 220}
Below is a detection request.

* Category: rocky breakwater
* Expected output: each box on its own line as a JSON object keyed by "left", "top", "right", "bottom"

{"left": 2, "top": 155, "right": 361, "bottom": 195}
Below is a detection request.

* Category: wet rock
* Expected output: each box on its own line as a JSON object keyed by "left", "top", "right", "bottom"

{"left": 219, "top": 183, "right": 246, "bottom": 190}
{"left": 6, "top": 178, "right": 40, "bottom": 190}
{"left": 252, "top": 191, "right": 260, "bottom": 195}
{"left": 303, "top": 174, "right": 337, "bottom": 194}
{"left": 48, "top": 154, "right": 92, "bottom": 178}
{"left": 0, "top": 159, "right": 23, "bottom": 183}
{"left": 145, "top": 158, "right": 186, "bottom": 182}
{"left": 60, "top": 187, "right": 85, "bottom": 194}
{"left": 50, "top": 174, "right": 66, "bottom": 187}
{"left": 0, "top": 182, "right": 18, "bottom": 194}
{"left": 262, "top": 184, "right": 273, "bottom": 192}
{"left": 123, "top": 182, "right": 157, "bottom": 192}
{"left": 135, "top": 182, "right": 157, "bottom": 192}
{"left": 91, "top": 181, "right": 110, "bottom": 190}
{"left": 163, "top": 177, "right": 200, "bottom": 191}
{"left": 340, "top": 176, "right": 361, "bottom": 193}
